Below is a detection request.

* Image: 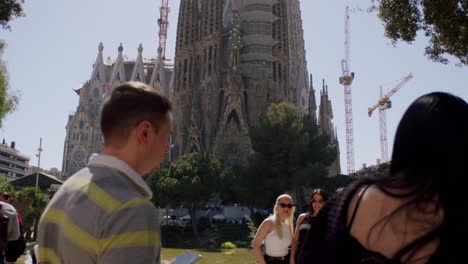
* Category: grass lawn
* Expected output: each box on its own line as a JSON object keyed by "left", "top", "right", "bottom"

{"left": 16, "top": 248, "right": 257, "bottom": 264}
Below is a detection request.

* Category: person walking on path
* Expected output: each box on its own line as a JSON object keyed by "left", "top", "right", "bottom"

{"left": 0, "top": 200, "right": 20, "bottom": 264}
{"left": 0, "top": 193, "right": 25, "bottom": 264}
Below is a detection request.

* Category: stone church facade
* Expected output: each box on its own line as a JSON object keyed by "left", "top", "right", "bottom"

{"left": 61, "top": 0, "right": 341, "bottom": 177}
{"left": 61, "top": 43, "right": 173, "bottom": 178}
{"left": 171, "top": 0, "right": 318, "bottom": 164}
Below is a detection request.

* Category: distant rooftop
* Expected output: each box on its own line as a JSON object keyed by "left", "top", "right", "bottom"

{"left": 0, "top": 140, "right": 30, "bottom": 160}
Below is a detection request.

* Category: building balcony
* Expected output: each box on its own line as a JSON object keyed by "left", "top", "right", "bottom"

{"left": 0, "top": 163, "right": 28, "bottom": 175}
{"left": 0, "top": 155, "right": 29, "bottom": 169}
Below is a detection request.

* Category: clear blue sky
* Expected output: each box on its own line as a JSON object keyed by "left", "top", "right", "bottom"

{"left": 0, "top": 0, "right": 467, "bottom": 172}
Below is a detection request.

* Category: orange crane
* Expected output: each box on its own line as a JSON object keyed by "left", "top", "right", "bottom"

{"left": 368, "top": 73, "right": 413, "bottom": 162}
{"left": 339, "top": 6, "right": 356, "bottom": 174}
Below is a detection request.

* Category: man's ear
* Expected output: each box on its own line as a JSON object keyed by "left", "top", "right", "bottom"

{"left": 136, "top": 120, "right": 152, "bottom": 142}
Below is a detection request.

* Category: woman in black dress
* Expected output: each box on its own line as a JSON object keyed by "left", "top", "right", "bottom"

{"left": 290, "top": 189, "right": 328, "bottom": 264}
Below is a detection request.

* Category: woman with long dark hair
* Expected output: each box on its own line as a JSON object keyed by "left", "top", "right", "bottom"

{"left": 298, "top": 92, "right": 468, "bottom": 263}
{"left": 290, "top": 189, "right": 328, "bottom": 264}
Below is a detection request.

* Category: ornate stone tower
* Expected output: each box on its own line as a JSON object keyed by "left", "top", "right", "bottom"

{"left": 172, "top": 0, "right": 311, "bottom": 164}
{"left": 318, "top": 79, "right": 341, "bottom": 175}
{"left": 62, "top": 43, "right": 173, "bottom": 178}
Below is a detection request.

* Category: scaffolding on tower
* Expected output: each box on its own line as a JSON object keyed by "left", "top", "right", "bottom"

{"left": 339, "top": 6, "right": 355, "bottom": 174}
{"left": 157, "top": 0, "right": 170, "bottom": 61}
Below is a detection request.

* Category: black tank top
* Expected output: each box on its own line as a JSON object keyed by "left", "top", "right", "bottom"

{"left": 298, "top": 214, "right": 316, "bottom": 248}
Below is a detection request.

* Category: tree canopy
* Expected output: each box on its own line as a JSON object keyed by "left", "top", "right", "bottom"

{"left": 237, "top": 102, "right": 338, "bottom": 210}
{"left": 0, "top": 0, "right": 25, "bottom": 30}
{"left": 372, "top": 0, "right": 468, "bottom": 66}
{"left": 0, "top": 40, "right": 19, "bottom": 128}
{"left": 149, "top": 152, "right": 231, "bottom": 238}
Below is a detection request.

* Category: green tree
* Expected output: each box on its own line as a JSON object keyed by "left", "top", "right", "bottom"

{"left": 149, "top": 153, "right": 229, "bottom": 239}
{"left": 239, "top": 103, "right": 337, "bottom": 210}
{"left": 12, "top": 187, "right": 47, "bottom": 241}
{"left": 0, "top": 0, "right": 25, "bottom": 30}
{"left": 371, "top": 0, "right": 468, "bottom": 66}
{"left": 0, "top": 40, "right": 19, "bottom": 127}
{"left": 247, "top": 102, "right": 304, "bottom": 207}
{"left": 0, "top": 178, "right": 48, "bottom": 241}
{"left": 0, "top": 174, "right": 14, "bottom": 193}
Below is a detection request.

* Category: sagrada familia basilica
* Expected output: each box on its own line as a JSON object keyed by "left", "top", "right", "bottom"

{"left": 61, "top": 0, "right": 340, "bottom": 178}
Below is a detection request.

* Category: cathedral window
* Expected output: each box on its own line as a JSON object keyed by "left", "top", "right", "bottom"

{"left": 278, "top": 63, "right": 282, "bottom": 82}
{"left": 156, "top": 73, "right": 161, "bottom": 83}
{"left": 273, "top": 62, "right": 277, "bottom": 81}
{"left": 214, "top": 45, "right": 217, "bottom": 68}
{"left": 189, "top": 58, "right": 193, "bottom": 83}
{"left": 93, "top": 88, "right": 100, "bottom": 97}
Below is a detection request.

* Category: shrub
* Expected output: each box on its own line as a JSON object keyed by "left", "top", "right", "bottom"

{"left": 220, "top": 241, "right": 237, "bottom": 250}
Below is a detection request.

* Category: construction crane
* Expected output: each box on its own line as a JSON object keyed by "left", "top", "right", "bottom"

{"left": 157, "top": 0, "right": 170, "bottom": 60}
{"left": 339, "top": 6, "right": 356, "bottom": 174}
{"left": 368, "top": 73, "right": 413, "bottom": 162}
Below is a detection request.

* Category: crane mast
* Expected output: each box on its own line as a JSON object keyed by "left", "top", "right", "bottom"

{"left": 368, "top": 73, "right": 413, "bottom": 162}
{"left": 157, "top": 0, "right": 170, "bottom": 60}
{"left": 339, "top": 6, "right": 355, "bottom": 174}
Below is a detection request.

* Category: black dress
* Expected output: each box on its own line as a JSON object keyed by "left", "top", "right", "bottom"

{"left": 295, "top": 214, "right": 317, "bottom": 262}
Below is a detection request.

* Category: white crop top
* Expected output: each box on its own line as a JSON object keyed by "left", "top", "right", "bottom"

{"left": 264, "top": 222, "right": 292, "bottom": 257}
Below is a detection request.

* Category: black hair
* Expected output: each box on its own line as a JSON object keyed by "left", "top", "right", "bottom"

{"left": 368, "top": 92, "right": 468, "bottom": 261}
{"left": 307, "top": 189, "right": 328, "bottom": 218}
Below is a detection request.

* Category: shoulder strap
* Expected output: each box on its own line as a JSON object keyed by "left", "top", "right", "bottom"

{"left": 347, "top": 184, "right": 371, "bottom": 231}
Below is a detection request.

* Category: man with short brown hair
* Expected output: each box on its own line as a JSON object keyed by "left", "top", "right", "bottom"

{"left": 38, "top": 82, "right": 172, "bottom": 264}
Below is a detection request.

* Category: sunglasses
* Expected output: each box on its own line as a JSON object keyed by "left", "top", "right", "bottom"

{"left": 278, "top": 203, "right": 294, "bottom": 208}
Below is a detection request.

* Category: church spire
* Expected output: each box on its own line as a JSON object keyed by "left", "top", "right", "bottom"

{"left": 131, "top": 44, "right": 146, "bottom": 83}
{"left": 308, "top": 74, "right": 317, "bottom": 119}
{"left": 149, "top": 47, "right": 167, "bottom": 96}
{"left": 90, "top": 42, "right": 107, "bottom": 84}
{"left": 110, "top": 43, "right": 126, "bottom": 83}
{"left": 319, "top": 78, "right": 332, "bottom": 135}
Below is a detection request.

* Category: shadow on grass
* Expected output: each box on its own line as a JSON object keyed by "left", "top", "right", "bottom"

{"left": 198, "top": 248, "right": 222, "bottom": 253}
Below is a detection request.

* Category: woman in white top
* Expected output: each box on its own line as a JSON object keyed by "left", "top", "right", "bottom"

{"left": 253, "top": 194, "right": 295, "bottom": 264}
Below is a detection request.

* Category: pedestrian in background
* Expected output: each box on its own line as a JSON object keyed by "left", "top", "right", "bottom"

{"left": 0, "top": 193, "right": 25, "bottom": 264}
